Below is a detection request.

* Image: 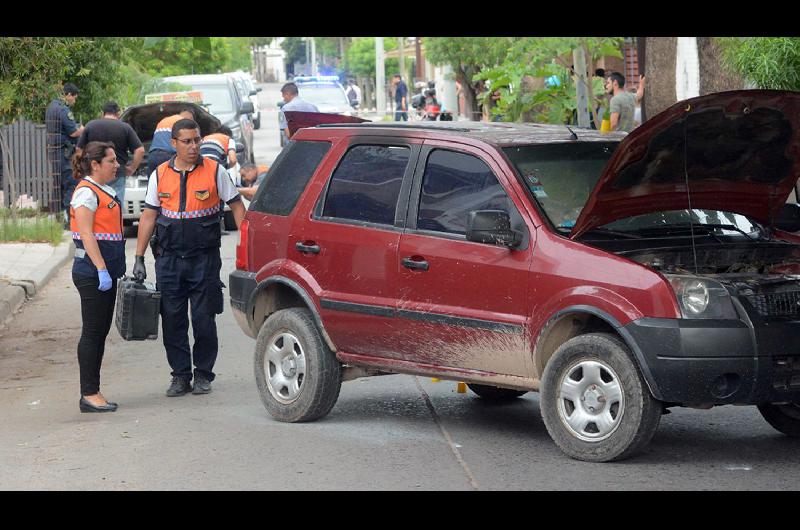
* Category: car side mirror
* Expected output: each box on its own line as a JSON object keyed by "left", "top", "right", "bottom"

{"left": 239, "top": 101, "right": 255, "bottom": 115}
{"left": 277, "top": 101, "right": 285, "bottom": 108}
{"left": 775, "top": 203, "right": 800, "bottom": 232}
{"left": 466, "top": 210, "right": 522, "bottom": 248}
{"left": 256, "top": 87, "right": 263, "bottom": 93}
{"left": 249, "top": 90, "right": 259, "bottom": 96}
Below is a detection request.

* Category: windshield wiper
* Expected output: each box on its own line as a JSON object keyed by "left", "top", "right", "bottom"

{"left": 634, "top": 222, "right": 761, "bottom": 241}
{"left": 583, "top": 227, "right": 642, "bottom": 239}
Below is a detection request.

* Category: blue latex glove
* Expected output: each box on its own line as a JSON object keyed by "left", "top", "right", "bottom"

{"left": 97, "top": 269, "right": 112, "bottom": 292}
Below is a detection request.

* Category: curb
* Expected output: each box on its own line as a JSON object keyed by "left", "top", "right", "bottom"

{"left": 0, "top": 234, "right": 73, "bottom": 330}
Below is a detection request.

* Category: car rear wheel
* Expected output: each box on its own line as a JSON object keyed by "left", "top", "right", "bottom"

{"left": 540, "top": 333, "right": 662, "bottom": 462}
{"left": 467, "top": 384, "right": 527, "bottom": 401}
{"left": 254, "top": 308, "right": 342, "bottom": 422}
{"left": 757, "top": 402, "right": 800, "bottom": 436}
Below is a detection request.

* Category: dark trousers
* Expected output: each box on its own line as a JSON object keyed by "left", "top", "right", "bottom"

{"left": 394, "top": 108, "right": 408, "bottom": 121}
{"left": 155, "top": 250, "right": 223, "bottom": 382}
{"left": 73, "top": 274, "right": 118, "bottom": 396}
{"left": 148, "top": 149, "right": 173, "bottom": 176}
{"left": 61, "top": 165, "right": 76, "bottom": 212}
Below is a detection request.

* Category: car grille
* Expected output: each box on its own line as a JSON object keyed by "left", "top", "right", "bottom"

{"left": 744, "top": 291, "right": 800, "bottom": 318}
{"left": 772, "top": 356, "right": 800, "bottom": 393}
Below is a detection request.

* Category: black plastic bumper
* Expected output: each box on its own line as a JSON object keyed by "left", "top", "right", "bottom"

{"left": 623, "top": 317, "right": 800, "bottom": 405}
{"left": 229, "top": 270, "right": 257, "bottom": 338}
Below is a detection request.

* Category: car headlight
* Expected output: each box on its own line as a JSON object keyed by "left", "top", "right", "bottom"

{"left": 664, "top": 275, "right": 738, "bottom": 319}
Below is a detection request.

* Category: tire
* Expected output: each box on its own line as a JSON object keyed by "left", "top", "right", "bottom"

{"left": 539, "top": 333, "right": 662, "bottom": 462}
{"left": 254, "top": 308, "right": 342, "bottom": 422}
{"left": 757, "top": 402, "right": 800, "bottom": 437}
{"left": 467, "top": 383, "right": 527, "bottom": 401}
{"left": 223, "top": 209, "right": 237, "bottom": 231}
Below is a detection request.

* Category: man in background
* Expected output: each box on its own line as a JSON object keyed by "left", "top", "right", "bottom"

{"left": 278, "top": 82, "right": 319, "bottom": 143}
{"left": 605, "top": 71, "right": 638, "bottom": 133}
{"left": 392, "top": 74, "right": 408, "bottom": 121}
{"left": 76, "top": 101, "right": 144, "bottom": 203}
{"left": 46, "top": 83, "right": 84, "bottom": 220}
{"left": 237, "top": 162, "right": 269, "bottom": 201}
{"left": 147, "top": 107, "right": 195, "bottom": 175}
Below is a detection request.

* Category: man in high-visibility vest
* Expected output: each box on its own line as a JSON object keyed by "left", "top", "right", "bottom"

{"left": 199, "top": 125, "right": 237, "bottom": 169}
{"left": 133, "top": 119, "right": 246, "bottom": 397}
{"left": 147, "top": 107, "right": 195, "bottom": 176}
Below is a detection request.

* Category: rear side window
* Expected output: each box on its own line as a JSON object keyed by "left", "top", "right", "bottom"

{"left": 250, "top": 140, "right": 331, "bottom": 215}
{"left": 417, "top": 149, "right": 517, "bottom": 235}
{"left": 321, "top": 145, "right": 409, "bottom": 225}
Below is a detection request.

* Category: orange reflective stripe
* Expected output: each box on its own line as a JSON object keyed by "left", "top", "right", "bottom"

{"left": 155, "top": 114, "right": 184, "bottom": 134}
{"left": 203, "top": 133, "right": 230, "bottom": 151}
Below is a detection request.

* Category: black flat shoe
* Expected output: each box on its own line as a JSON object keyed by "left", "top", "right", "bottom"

{"left": 79, "top": 397, "right": 118, "bottom": 413}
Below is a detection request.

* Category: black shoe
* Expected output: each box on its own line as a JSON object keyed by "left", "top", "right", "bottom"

{"left": 166, "top": 377, "right": 192, "bottom": 397}
{"left": 79, "top": 397, "right": 118, "bottom": 413}
{"left": 192, "top": 377, "right": 212, "bottom": 395}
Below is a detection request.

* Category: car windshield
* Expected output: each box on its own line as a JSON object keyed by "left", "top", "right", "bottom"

{"left": 601, "top": 209, "right": 763, "bottom": 236}
{"left": 299, "top": 85, "right": 349, "bottom": 107}
{"left": 190, "top": 84, "right": 235, "bottom": 114}
{"left": 503, "top": 142, "right": 618, "bottom": 230}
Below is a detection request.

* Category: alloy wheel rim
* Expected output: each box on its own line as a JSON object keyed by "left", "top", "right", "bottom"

{"left": 557, "top": 360, "right": 625, "bottom": 442}
{"left": 265, "top": 332, "right": 307, "bottom": 404}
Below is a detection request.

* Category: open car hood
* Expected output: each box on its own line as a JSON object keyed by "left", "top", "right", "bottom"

{"left": 570, "top": 90, "right": 800, "bottom": 239}
{"left": 284, "top": 110, "right": 369, "bottom": 137}
{"left": 120, "top": 102, "right": 221, "bottom": 143}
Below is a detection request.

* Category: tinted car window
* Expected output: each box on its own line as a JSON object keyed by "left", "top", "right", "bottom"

{"left": 417, "top": 149, "right": 516, "bottom": 235}
{"left": 250, "top": 140, "right": 331, "bottom": 216}
{"left": 321, "top": 145, "right": 409, "bottom": 225}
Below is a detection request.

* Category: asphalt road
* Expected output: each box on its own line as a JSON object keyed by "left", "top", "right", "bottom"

{"left": 1, "top": 84, "right": 799, "bottom": 491}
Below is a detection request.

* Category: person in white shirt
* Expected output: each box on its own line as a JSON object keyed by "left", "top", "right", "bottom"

{"left": 278, "top": 82, "right": 320, "bottom": 142}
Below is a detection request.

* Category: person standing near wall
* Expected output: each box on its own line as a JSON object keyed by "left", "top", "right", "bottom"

{"left": 46, "top": 83, "right": 85, "bottom": 222}
{"left": 605, "top": 71, "right": 638, "bottom": 132}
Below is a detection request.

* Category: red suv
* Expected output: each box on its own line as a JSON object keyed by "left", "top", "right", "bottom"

{"left": 231, "top": 91, "right": 800, "bottom": 462}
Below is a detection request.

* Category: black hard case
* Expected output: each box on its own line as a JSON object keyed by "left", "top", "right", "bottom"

{"left": 115, "top": 277, "right": 161, "bottom": 341}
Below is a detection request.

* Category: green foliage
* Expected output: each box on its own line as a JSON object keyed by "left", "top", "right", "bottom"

{"left": 0, "top": 211, "right": 63, "bottom": 245}
{"left": 717, "top": 37, "right": 800, "bottom": 90}
{"left": 474, "top": 37, "right": 623, "bottom": 124}
{"left": 343, "top": 38, "right": 398, "bottom": 79}
{"left": 0, "top": 37, "right": 136, "bottom": 124}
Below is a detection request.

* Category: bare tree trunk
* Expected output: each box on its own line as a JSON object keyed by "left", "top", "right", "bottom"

{"left": 456, "top": 68, "right": 479, "bottom": 121}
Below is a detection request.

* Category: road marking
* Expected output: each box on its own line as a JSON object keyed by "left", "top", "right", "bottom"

{"left": 414, "top": 376, "right": 480, "bottom": 491}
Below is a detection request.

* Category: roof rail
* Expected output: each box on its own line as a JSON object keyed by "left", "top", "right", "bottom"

{"left": 316, "top": 123, "right": 474, "bottom": 132}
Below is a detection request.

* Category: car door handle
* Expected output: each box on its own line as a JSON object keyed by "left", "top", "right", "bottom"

{"left": 402, "top": 257, "right": 429, "bottom": 271}
{"left": 295, "top": 241, "right": 321, "bottom": 254}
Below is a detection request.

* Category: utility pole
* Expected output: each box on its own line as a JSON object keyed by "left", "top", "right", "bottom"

{"left": 573, "top": 47, "right": 590, "bottom": 128}
{"left": 376, "top": 37, "right": 386, "bottom": 118}
{"left": 398, "top": 37, "right": 405, "bottom": 85}
{"left": 310, "top": 38, "right": 317, "bottom": 76}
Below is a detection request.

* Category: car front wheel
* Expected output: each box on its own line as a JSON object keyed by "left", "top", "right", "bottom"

{"left": 540, "top": 333, "right": 662, "bottom": 462}
{"left": 757, "top": 402, "right": 800, "bottom": 436}
{"left": 254, "top": 308, "right": 342, "bottom": 422}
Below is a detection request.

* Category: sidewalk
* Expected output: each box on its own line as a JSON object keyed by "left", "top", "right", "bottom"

{"left": 0, "top": 232, "right": 73, "bottom": 330}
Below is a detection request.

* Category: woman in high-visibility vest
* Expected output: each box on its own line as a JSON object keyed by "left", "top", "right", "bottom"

{"left": 69, "top": 141, "right": 126, "bottom": 413}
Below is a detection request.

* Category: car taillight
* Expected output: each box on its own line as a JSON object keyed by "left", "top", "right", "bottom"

{"left": 235, "top": 218, "right": 249, "bottom": 270}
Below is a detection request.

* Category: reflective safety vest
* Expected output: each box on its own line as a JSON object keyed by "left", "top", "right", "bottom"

{"left": 154, "top": 157, "right": 223, "bottom": 257}
{"left": 199, "top": 133, "right": 232, "bottom": 168}
{"left": 69, "top": 179, "right": 126, "bottom": 279}
{"left": 149, "top": 114, "right": 184, "bottom": 153}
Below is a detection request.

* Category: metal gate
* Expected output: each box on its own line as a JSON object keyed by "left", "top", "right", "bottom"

{"left": 0, "top": 119, "right": 56, "bottom": 210}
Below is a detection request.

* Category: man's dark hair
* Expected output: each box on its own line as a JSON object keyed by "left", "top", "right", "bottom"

{"left": 281, "top": 82, "right": 298, "bottom": 96}
{"left": 608, "top": 71, "right": 625, "bottom": 88}
{"left": 393, "top": 74, "right": 402, "bottom": 79}
{"left": 102, "top": 101, "right": 120, "bottom": 115}
{"left": 178, "top": 105, "right": 195, "bottom": 118}
{"left": 171, "top": 118, "right": 200, "bottom": 139}
{"left": 348, "top": 78, "right": 355, "bottom": 84}
{"left": 240, "top": 162, "right": 257, "bottom": 172}
{"left": 63, "top": 83, "right": 79, "bottom": 95}
{"left": 217, "top": 125, "right": 233, "bottom": 137}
